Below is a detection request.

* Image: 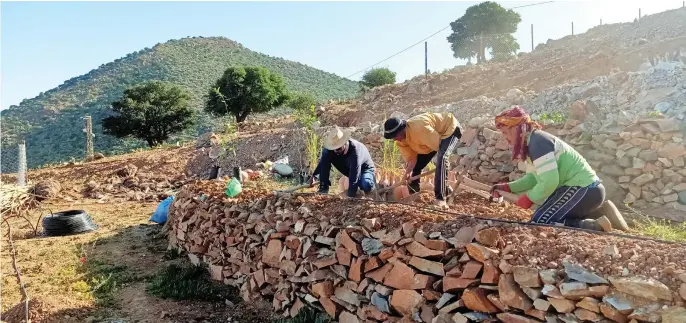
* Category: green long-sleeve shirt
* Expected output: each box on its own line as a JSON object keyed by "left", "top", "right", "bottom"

{"left": 508, "top": 130, "right": 599, "bottom": 204}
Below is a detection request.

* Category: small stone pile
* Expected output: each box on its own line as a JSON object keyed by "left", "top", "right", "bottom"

{"left": 82, "top": 163, "right": 185, "bottom": 202}
{"left": 166, "top": 181, "right": 686, "bottom": 323}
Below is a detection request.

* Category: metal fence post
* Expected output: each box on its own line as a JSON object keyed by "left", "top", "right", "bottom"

{"left": 17, "top": 142, "right": 27, "bottom": 187}
{"left": 84, "top": 115, "right": 94, "bottom": 159}
{"left": 531, "top": 24, "right": 534, "bottom": 51}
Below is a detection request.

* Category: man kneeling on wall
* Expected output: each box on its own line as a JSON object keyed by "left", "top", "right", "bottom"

{"left": 490, "top": 106, "right": 628, "bottom": 232}
{"left": 309, "top": 126, "right": 376, "bottom": 197}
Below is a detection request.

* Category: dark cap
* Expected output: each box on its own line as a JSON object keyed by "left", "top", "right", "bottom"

{"left": 383, "top": 117, "right": 406, "bottom": 139}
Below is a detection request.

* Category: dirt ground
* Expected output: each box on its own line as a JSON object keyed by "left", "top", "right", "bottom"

{"left": 0, "top": 200, "right": 237, "bottom": 323}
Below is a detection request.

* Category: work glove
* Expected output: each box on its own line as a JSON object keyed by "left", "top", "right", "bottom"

{"left": 490, "top": 183, "right": 510, "bottom": 198}
{"left": 515, "top": 194, "right": 534, "bottom": 210}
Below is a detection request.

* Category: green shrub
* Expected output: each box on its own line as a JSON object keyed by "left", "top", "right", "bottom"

{"left": 147, "top": 264, "right": 238, "bottom": 301}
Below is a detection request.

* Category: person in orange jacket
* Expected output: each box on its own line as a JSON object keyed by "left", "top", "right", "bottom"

{"left": 383, "top": 112, "right": 462, "bottom": 208}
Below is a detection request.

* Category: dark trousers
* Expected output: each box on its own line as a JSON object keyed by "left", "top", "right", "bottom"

{"left": 317, "top": 149, "right": 375, "bottom": 194}
{"left": 531, "top": 182, "right": 605, "bottom": 228}
{"left": 409, "top": 127, "right": 461, "bottom": 201}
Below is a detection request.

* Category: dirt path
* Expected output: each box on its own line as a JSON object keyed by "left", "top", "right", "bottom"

{"left": 0, "top": 200, "right": 228, "bottom": 323}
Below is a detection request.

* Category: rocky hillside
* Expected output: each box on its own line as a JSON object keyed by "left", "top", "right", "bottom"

{"left": 0, "top": 37, "right": 359, "bottom": 170}
{"left": 322, "top": 7, "right": 686, "bottom": 127}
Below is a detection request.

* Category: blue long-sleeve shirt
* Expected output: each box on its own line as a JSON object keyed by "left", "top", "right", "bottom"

{"left": 313, "top": 139, "right": 375, "bottom": 197}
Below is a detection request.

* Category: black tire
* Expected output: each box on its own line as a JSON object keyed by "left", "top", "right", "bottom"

{"left": 42, "top": 210, "right": 98, "bottom": 237}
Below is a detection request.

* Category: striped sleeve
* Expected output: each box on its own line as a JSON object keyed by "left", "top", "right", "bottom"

{"left": 525, "top": 131, "right": 560, "bottom": 204}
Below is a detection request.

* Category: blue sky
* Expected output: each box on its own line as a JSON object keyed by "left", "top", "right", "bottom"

{"left": 1, "top": 1, "right": 683, "bottom": 109}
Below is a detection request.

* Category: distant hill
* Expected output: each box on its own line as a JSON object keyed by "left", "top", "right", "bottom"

{"left": 0, "top": 36, "right": 359, "bottom": 171}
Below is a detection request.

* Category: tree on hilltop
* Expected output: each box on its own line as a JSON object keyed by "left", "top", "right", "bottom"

{"left": 102, "top": 81, "right": 196, "bottom": 147}
{"left": 361, "top": 68, "right": 396, "bottom": 89}
{"left": 205, "top": 66, "right": 289, "bottom": 123}
{"left": 447, "top": 1, "right": 521, "bottom": 64}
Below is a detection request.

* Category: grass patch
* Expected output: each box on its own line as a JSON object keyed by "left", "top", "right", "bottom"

{"left": 147, "top": 263, "right": 238, "bottom": 302}
{"left": 631, "top": 218, "right": 686, "bottom": 242}
{"left": 380, "top": 138, "right": 402, "bottom": 177}
{"left": 164, "top": 248, "right": 183, "bottom": 260}
{"left": 78, "top": 259, "right": 142, "bottom": 307}
{"left": 275, "top": 306, "right": 331, "bottom": 323}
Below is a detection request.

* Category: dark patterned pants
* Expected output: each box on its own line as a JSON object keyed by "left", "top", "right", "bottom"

{"left": 531, "top": 182, "right": 605, "bottom": 227}
{"left": 409, "top": 127, "right": 461, "bottom": 201}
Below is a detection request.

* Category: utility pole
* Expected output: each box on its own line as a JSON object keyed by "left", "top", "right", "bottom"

{"left": 639, "top": 8, "right": 641, "bottom": 19}
{"left": 530, "top": 24, "right": 534, "bottom": 52}
{"left": 424, "top": 41, "right": 428, "bottom": 76}
{"left": 600, "top": 18, "right": 602, "bottom": 26}
{"left": 84, "top": 115, "right": 94, "bottom": 160}
{"left": 571, "top": 22, "right": 574, "bottom": 35}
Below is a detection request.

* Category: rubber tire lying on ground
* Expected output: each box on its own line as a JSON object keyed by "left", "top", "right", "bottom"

{"left": 42, "top": 210, "right": 98, "bottom": 237}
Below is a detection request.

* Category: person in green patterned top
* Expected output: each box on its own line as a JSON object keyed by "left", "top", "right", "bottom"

{"left": 489, "top": 106, "right": 625, "bottom": 232}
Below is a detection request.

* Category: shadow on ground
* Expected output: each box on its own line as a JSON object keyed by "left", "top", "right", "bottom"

{"left": 1, "top": 223, "right": 233, "bottom": 323}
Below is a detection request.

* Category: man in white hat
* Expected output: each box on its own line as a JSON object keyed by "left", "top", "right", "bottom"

{"left": 309, "top": 126, "right": 376, "bottom": 197}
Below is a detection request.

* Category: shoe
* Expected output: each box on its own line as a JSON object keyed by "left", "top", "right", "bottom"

{"left": 578, "top": 217, "right": 612, "bottom": 232}
{"left": 601, "top": 201, "right": 629, "bottom": 231}
{"left": 596, "top": 216, "right": 613, "bottom": 232}
{"left": 433, "top": 200, "right": 449, "bottom": 209}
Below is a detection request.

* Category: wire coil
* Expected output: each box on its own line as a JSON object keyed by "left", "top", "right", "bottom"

{"left": 42, "top": 210, "right": 98, "bottom": 237}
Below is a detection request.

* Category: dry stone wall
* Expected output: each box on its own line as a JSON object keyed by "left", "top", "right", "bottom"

{"left": 355, "top": 117, "right": 686, "bottom": 222}
{"left": 352, "top": 61, "right": 686, "bottom": 222}
{"left": 166, "top": 181, "right": 686, "bottom": 323}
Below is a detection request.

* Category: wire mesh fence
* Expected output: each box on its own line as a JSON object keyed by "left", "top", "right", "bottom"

{"left": 1, "top": 143, "right": 28, "bottom": 186}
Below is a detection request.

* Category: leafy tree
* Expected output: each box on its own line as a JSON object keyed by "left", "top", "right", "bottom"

{"left": 361, "top": 68, "right": 396, "bottom": 89}
{"left": 205, "top": 66, "right": 289, "bottom": 123}
{"left": 102, "top": 81, "right": 195, "bottom": 147}
{"left": 0, "top": 37, "right": 360, "bottom": 171}
{"left": 447, "top": 1, "right": 521, "bottom": 64}
{"left": 287, "top": 92, "right": 317, "bottom": 112}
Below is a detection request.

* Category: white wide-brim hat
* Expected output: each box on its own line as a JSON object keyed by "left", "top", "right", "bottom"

{"left": 322, "top": 126, "right": 353, "bottom": 151}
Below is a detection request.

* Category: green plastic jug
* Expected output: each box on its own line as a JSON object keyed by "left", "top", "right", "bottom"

{"left": 225, "top": 177, "right": 242, "bottom": 197}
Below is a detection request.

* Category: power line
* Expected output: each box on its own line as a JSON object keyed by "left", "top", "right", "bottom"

{"left": 344, "top": 27, "right": 450, "bottom": 79}
{"left": 345, "top": 1, "right": 556, "bottom": 79}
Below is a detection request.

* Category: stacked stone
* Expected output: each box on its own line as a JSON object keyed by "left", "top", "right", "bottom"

{"left": 166, "top": 181, "right": 686, "bottom": 323}
{"left": 567, "top": 118, "right": 686, "bottom": 214}
{"left": 355, "top": 114, "right": 686, "bottom": 222}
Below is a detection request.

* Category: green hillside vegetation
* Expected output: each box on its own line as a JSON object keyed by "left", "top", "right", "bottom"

{"left": 0, "top": 36, "right": 359, "bottom": 170}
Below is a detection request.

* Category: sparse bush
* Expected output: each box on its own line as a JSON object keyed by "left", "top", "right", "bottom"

{"left": 380, "top": 139, "right": 402, "bottom": 177}
{"left": 536, "top": 111, "right": 566, "bottom": 123}
{"left": 287, "top": 93, "right": 317, "bottom": 112}
{"left": 361, "top": 67, "right": 396, "bottom": 88}
{"left": 294, "top": 104, "right": 321, "bottom": 170}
